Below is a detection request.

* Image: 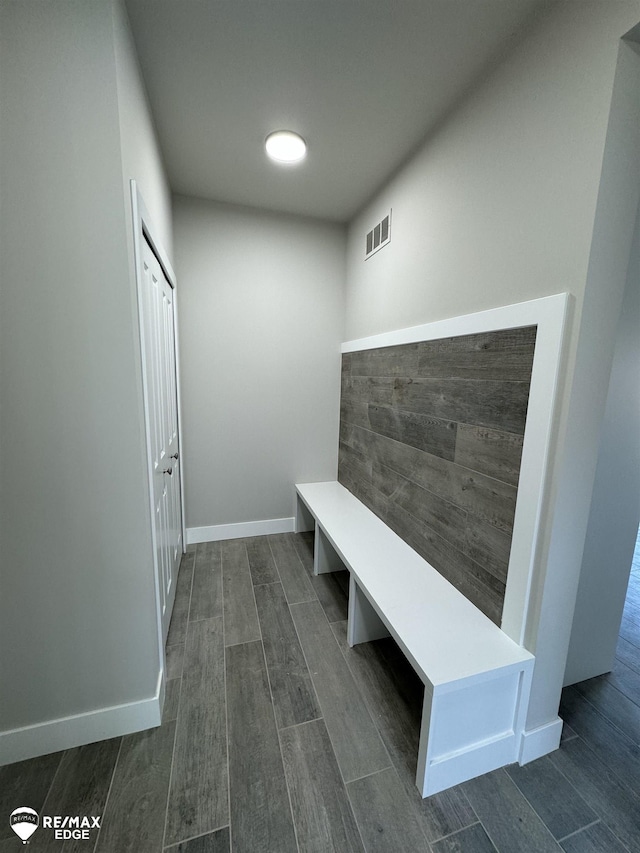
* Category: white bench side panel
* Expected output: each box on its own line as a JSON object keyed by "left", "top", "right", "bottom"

{"left": 417, "top": 668, "right": 531, "bottom": 797}
{"left": 431, "top": 671, "right": 520, "bottom": 759}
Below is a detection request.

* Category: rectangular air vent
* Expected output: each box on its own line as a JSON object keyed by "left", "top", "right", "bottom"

{"left": 365, "top": 210, "right": 391, "bottom": 259}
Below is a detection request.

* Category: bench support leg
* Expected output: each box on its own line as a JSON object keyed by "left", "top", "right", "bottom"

{"left": 347, "top": 576, "right": 390, "bottom": 647}
{"left": 295, "top": 493, "right": 315, "bottom": 533}
{"left": 314, "top": 526, "right": 344, "bottom": 575}
{"left": 416, "top": 691, "right": 434, "bottom": 798}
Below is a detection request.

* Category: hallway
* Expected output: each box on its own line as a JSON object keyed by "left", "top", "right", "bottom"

{"left": 1, "top": 532, "right": 640, "bottom": 852}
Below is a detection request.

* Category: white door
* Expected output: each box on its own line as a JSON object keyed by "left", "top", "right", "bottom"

{"left": 140, "top": 235, "right": 183, "bottom": 641}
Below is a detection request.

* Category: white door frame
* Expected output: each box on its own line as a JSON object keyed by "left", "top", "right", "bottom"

{"left": 130, "top": 180, "right": 187, "bottom": 667}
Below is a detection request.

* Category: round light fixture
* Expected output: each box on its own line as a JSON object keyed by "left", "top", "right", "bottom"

{"left": 265, "top": 130, "right": 307, "bottom": 164}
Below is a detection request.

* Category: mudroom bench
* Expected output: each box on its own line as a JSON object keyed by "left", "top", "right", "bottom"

{"left": 295, "top": 480, "right": 534, "bottom": 797}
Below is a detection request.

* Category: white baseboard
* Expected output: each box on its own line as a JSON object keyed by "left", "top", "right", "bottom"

{"left": 0, "top": 672, "right": 163, "bottom": 766}
{"left": 186, "top": 517, "right": 295, "bottom": 545}
{"left": 518, "top": 716, "right": 563, "bottom": 764}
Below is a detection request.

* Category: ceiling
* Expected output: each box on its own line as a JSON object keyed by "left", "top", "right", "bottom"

{"left": 125, "top": 0, "right": 549, "bottom": 223}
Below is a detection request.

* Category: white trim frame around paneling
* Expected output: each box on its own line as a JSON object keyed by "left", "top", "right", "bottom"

{"left": 130, "top": 180, "right": 186, "bottom": 696}
{"left": 342, "top": 293, "right": 569, "bottom": 646}
{"left": 186, "top": 516, "right": 296, "bottom": 545}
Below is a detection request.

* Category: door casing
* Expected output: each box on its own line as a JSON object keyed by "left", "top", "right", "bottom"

{"left": 130, "top": 180, "right": 186, "bottom": 697}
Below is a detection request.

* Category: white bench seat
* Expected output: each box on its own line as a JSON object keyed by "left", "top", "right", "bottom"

{"left": 295, "top": 480, "right": 534, "bottom": 797}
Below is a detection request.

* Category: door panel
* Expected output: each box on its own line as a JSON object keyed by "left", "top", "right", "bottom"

{"left": 140, "top": 236, "right": 182, "bottom": 641}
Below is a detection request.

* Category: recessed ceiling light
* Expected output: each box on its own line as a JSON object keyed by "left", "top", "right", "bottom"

{"left": 265, "top": 130, "right": 307, "bottom": 164}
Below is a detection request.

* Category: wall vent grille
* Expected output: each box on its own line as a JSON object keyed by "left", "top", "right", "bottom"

{"left": 365, "top": 210, "right": 391, "bottom": 259}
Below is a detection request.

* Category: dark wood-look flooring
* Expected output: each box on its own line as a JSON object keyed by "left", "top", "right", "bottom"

{"left": 1, "top": 530, "right": 639, "bottom": 852}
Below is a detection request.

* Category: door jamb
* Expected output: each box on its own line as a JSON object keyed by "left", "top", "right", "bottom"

{"left": 130, "top": 181, "right": 187, "bottom": 693}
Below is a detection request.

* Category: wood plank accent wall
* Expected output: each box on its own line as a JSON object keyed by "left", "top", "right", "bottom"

{"left": 338, "top": 326, "right": 537, "bottom": 625}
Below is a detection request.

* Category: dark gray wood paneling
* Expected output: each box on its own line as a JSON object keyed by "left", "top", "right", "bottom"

{"left": 221, "top": 539, "right": 260, "bottom": 647}
{"left": 371, "top": 462, "right": 468, "bottom": 539}
{"left": 341, "top": 375, "right": 395, "bottom": 406}
{"left": 338, "top": 435, "right": 372, "bottom": 485}
{"left": 165, "top": 617, "right": 227, "bottom": 847}
{"left": 462, "top": 512, "right": 512, "bottom": 581}
{"left": 253, "top": 582, "right": 321, "bottom": 729}
{"left": 95, "top": 722, "right": 176, "bottom": 853}
{"left": 341, "top": 425, "right": 517, "bottom": 533}
{"left": 225, "top": 641, "right": 298, "bottom": 853}
{"left": 290, "top": 600, "right": 390, "bottom": 782}
{"left": 280, "top": 719, "right": 364, "bottom": 853}
{"left": 367, "top": 405, "right": 457, "bottom": 459}
{"left": 347, "top": 767, "right": 431, "bottom": 852}
{"left": 455, "top": 424, "right": 524, "bottom": 487}
{"left": 372, "top": 462, "right": 511, "bottom": 580}
{"left": 338, "top": 452, "right": 504, "bottom": 624}
{"left": 340, "top": 397, "right": 373, "bottom": 430}
{"left": 383, "top": 499, "right": 505, "bottom": 625}
{"left": 349, "top": 343, "right": 419, "bottom": 377}
{"left": 189, "top": 541, "right": 223, "bottom": 622}
{"left": 416, "top": 327, "right": 537, "bottom": 381}
{"left": 338, "top": 327, "right": 535, "bottom": 620}
{"left": 390, "top": 376, "right": 531, "bottom": 435}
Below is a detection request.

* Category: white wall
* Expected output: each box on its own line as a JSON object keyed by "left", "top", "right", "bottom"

{"left": 0, "top": 0, "right": 172, "bottom": 761}
{"left": 528, "top": 34, "right": 640, "bottom": 729}
{"left": 344, "top": 1, "right": 640, "bottom": 751}
{"left": 112, "top": 0, "right": 173, "bottom": 262}
{"left": 346, "top": 4, "right": 639, "bottom": 338}
{"left": 565, "top": 197, "right": 640, "bottom": 685}
{"left": 173, "top": 196, "right": 345, "bottom": 533}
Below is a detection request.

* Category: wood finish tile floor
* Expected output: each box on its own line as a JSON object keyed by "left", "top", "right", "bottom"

{"left": 2, "top": 530, "right": 640, "bottom": 852}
